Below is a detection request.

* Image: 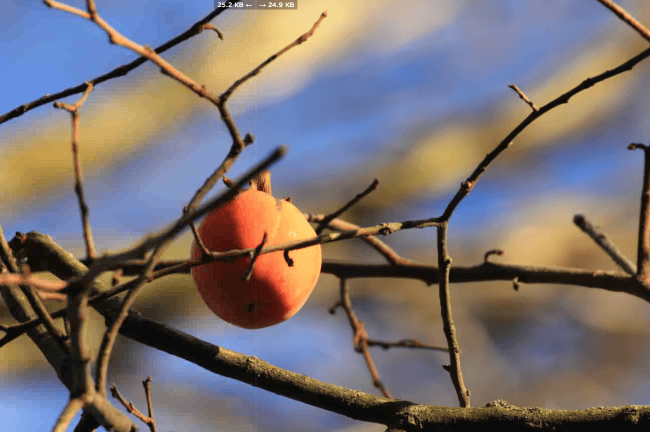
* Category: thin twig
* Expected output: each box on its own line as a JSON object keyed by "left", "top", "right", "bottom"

{"left": 179, "top": 216, "right": 443, "bottom": 280}
{"left": 184, "top": 8, "right": 323, "bottom": 214}
{"left": 316, "top": 179, "right": 379, "bottom": 235}
{"left": 338, "top": 279, "right": 392, "bottom": 399}
{"left": 53, "top": 82, "right": 97, "bottom": 259}
{"left": 110, "top": 381, "right": 158, "bottom": 432}
{"left": 2, "top": 5, "right": 228, "bottom": 125}
{"left": 573, "top": 214, "right": 636, "bottom": 276}
{"left": 629, "top": 143, "right": 650, "bottom": 279}
{"left": 0, "top": 227, "right": 19, "bottom": 274}
{"left": 182, "top": 131, "right": 253, "bottom": 216}
{"left": 596, "top": 0, "right": 650, "bottom": 43}
{"left": 442, "top": 46, "right": 650, "bottom": 221}
{"left": 111, "top": 384, "right": 143, "bottom": 420}
{"left": 58, "top": 278, "right": 96, "bottom": 432}
{"left": 508, "top": 84, "right": 538, "bottom": 111}
{"left": 48, "top": 0, "right": 223, "bottom": 110}
{"left": 221, "top": 11, "right": 327, "bottom": 103}
{"left": 242, "top": 232, "right": 268, "bottom": 281}
{"left": 142, "top": 376, "right": 158, "bottom": 432}
{"left": 55, "top": 163, "right": 102, "bottom": 430}
{"left": 306, "top": 215, "right": 416, "bottom": 266}
{"left": 189, "top": 220, "right": 210, "bottom": 256}
{"left": 366, "top": 338, "right": 448, "bottom": 352}
{"left": 437, "top": 223, "right": 470, "bottom": 407}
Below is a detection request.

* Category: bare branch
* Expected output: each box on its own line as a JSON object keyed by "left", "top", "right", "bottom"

{"left": 242, "top": 232, "right": 268, "bottom": 281}
{"left": 111, "top": 380, "right": 158, "bottom": 432}
{"left": 52, "top": 398, "right": 85, "bottom": 432}
{"left": 442, "top": 46, "right": 650, "bottom": 221}
{"left": 142, "top": 377, "right": 158, "bottom": 432}
{"left": 316, "top": 179, "right": 379, "bottom": 235}
{"left": 437, "top": 223, "right": 470, "bottom": 407}
{"left": 0, "top": 228, "right": 69, "bottom": 355}
{"left": 366, "top": 338, "right": 448, "bottom": 352}
{"left": 2, "top": 5, "right": 229, "bottom": 125}
{"left": 0, "top": 273, "right": 67, "bottom": 292}
{"left": 596, "top": 0, "right": 650, "bottom": 43}
{"left": 221, "top": 11, "right": 327, "bottom": 103}
{"left": 53, "top": 82, "right": 97, "bottom": 259}
{"left": 183, "top": 11, "right": 326, "bottom": 214}
{"left": 337, "top": 279, "right": 392, "bottom": 399}
{"left": 629, "top": 143, "right": 650, "bottom": 279}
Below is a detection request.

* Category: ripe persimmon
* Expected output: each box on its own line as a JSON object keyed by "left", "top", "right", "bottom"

{"left": 191, "top": 170, "right": 322, "bottom": 329}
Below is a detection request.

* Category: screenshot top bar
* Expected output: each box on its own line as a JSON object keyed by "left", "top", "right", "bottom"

{"left": 215, "top": 0, "right": 298, "bottom": 10}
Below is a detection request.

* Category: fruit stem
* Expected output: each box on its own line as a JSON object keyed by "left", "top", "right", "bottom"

{"left": 250, "top": 170, "right": 272, "bottom": 195}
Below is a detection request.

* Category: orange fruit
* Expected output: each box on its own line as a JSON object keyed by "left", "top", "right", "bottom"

{"left": 191, "top": 171, "right": 322, "bottom": 329}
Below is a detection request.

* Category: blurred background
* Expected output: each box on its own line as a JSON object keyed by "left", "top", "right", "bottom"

{"left": 3, "top": 0, "right": 650, "bottom": 430}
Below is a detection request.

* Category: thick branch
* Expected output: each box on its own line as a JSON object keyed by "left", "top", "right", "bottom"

{"left": 11, "top": 251, "right": 650, "bottom": 348}
{"left": 11, "top": 231, "right": 650, "bottom": 430}
{"left": 0, "top": 230, "right": 135, "bottom": 432}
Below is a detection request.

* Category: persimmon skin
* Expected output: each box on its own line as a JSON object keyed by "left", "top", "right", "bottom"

{"left": 191, "top": 189, "right": 322, "bottom": 329}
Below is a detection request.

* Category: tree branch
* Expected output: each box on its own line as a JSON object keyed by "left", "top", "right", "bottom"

{"left": 0, "top": 5, "right": 229, "bottom": 125}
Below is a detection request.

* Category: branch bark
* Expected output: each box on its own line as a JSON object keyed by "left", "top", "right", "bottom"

{"left": 12, "top": 232, "right": 650, "bottom": 431}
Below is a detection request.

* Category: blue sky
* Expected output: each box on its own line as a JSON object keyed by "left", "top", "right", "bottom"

{"left": 3, "top": 1, "right": 650, "bottom": 431}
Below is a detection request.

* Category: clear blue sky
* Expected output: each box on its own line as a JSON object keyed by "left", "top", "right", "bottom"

{"left": 3, "top": 1, "right": 650, "bottom": 431}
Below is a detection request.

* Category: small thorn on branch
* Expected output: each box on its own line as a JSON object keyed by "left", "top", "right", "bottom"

{"left": 222, "top": 176, "right": 235, "bottom": 188}
{"left": 629, "top": 143, "right": 648, "bottom": 151}
{"left": 199, "top": 23, "right": 224, "bottom": 40}
{"left": 328, "top": 301, "right": 342, "bottom": 314}
{"left": 484, "top": 249, "right": 504, "bottom": 263}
